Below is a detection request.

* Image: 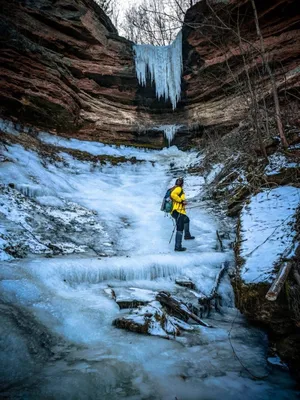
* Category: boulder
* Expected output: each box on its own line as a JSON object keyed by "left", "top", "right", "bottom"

{"left": 105, "top": 287, "right": 156, "bottom": 309}
{"left": 175, "top": 277, "right": 196, "bottom": 290}
{"left": 113, "top": 301, "right": 193, "bottom": 338}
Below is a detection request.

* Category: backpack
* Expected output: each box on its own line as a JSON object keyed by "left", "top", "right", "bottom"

{"left": 160, "top": 187, "right": 183, "bottom": 213}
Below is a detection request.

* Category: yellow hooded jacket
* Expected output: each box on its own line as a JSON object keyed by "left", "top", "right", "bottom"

{"left": 171, "top": 186, "right": 186, "bottom": 215}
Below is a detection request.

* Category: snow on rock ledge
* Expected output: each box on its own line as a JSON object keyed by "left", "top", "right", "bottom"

{"left": 113, "top": 301, "right": 192, "bottom": 339}
{"left": 239, "top": 186, "right": 300, "bottom": 284}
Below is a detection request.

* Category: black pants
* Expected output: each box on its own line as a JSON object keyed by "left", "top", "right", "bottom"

{"left": 172, "top": 210, "right": 189, "bottom": 232}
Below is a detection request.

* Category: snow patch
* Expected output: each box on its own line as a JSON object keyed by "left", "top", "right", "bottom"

{"left": 265, "top": 153, "right": 298, "bottom": 176}
{"left": 267, "top": 356, "right": 289, "bottom": 370}
{"left": 115, "top": 301, "right": 181, "bottom": 338}
{"left": 39, "top": 132, "right": 161, "bottom": 161}
{"left": 205, "top": 163, "right": 224, "bottom": 185}
{"left": 240, "top": 186, "right": 300, "bottom": 283}
{"left": 0, "top": 119, "right": 23, "bottom": 136}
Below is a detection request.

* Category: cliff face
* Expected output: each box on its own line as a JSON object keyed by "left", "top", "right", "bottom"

{"left": 182, "top": 0, "right": 300, "bottom": 132}
{"left": 0, "top": 0, "right": 184, "bottom": 147}
{"left": 0, "top": 0, "right": 299, "bottom": 146}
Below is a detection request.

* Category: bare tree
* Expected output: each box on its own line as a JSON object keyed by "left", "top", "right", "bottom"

{"left": 121, "top": 0, "right": 198, "bottom": 45}
{"left": 249, "top": 0, "right": 288, "bottom": 149}
{"left": 95, "top": 0, "right": 120, "bottom": 28}
{"left": 95, "top": 0, "right": 115, "bottom": 14}
{"left": 195, "top": 0, "right": 288, "bottom": 155}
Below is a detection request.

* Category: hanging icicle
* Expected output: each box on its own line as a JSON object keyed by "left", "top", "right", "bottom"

{"left": 133, "top": 32, "right": 183, "bottom": 110}
{"left": 154, "top": 125, "right": 182, "bottom": 146}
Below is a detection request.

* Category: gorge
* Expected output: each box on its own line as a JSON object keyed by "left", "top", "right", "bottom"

{"left": 1, "top": 0, "right": 300, "bottom": 398}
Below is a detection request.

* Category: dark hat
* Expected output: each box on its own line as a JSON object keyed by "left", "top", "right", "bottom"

{"left": 175, "top": 177, "right": 184, "bottom": 186}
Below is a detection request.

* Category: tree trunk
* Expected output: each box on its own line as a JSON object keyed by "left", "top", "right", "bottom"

{"left": 266, "top": 261, "right": 293, "bottom": 301}
{"left": 250, "top": 0, "right": 288, "bottom": 149}
{"left": 156, "top": 291, "right": 214, "bottom": 328}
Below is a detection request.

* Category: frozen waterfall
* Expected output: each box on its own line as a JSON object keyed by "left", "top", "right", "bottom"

{"left": 133, "top": 32, "right": 183, "bottom": 110}
{"left": 154, "top": 125, "right": 182, "bottom": 146}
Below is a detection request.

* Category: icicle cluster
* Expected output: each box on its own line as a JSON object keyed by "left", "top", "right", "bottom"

{"left": 133, "top": 32, "right": 183, "bottom": 110}
{"left": 62, "top": 263, "right": 182, "bottom": 284}
{"left": 154, "top": 125, "right": 181, "bottom": 146}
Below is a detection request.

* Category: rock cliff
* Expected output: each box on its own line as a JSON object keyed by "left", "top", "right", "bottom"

{"left": 0, "top": 0, "right": 299, "bottom": 145}
{"left": 182, "top": 0, "right": 300, "bottom": 135}
{"left": 0, "top": 0, "right": 185, "bottom": 147}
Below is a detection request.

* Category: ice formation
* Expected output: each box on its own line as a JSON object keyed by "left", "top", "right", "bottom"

{"left": 133, "top": 31, "right": 183, "bottom": 110}
{"left": 1, "top": 131, "right": 298, "bottom": 398}
{"left": 154, "top": 125, "right": 181, "bottom": 146}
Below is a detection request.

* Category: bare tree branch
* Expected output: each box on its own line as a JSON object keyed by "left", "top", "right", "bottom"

{"left": 121, "top": 0, "right": 198, "bottom": 45}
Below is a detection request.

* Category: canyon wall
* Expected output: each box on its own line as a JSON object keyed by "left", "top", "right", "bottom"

{"left": 182, "top": 0, "right": 300, "bottom": 135}
{"left": 0, "top": 0, "right": 184, "bottom": 147}
{"left": 0, "top": 0, "right": 299, "bottom": 146}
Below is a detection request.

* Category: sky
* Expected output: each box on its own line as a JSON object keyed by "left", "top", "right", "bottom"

{"left": 116, "top": 0, "right": 142, "bottom": 25}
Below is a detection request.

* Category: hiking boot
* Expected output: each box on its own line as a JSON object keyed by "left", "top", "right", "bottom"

{"left": 174, "top": 231, "right": 186, "bottom": 251}
{"left": 184, "top": 222, "right": 195, "bottom": 240}
{"left": 184, "top": 234, "right": 195, "bottom": 240}
{"left": 175, "top": 246, "right": 187, "bottom": 252}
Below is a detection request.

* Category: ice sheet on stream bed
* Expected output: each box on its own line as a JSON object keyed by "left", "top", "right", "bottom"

{"left": 0, "top": 133, "right": 299, "bottom": 399}
{"left": 1, "top": 255, "right": 298, "bottom": 399}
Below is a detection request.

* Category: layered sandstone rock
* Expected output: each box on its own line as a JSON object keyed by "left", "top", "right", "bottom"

{"left": 0, "top": 0, "right": 184, "bottom": 147}
{"left": 182, "top": 0, "right": 300, "bottom": 132}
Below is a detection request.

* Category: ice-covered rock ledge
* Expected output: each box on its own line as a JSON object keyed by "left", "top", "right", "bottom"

{"left": 233, "top": 186, "right": 300, "bottom": 381}
{"left": 238, "top": 187, "right": 300, "bottom": 285}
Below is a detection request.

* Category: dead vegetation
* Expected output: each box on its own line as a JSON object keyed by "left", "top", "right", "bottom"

{"left": 189, "top": 115, "right": 300, "bottom": 219}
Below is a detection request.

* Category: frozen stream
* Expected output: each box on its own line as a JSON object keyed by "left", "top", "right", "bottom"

{"left": 0, "top": 133, "right": 298, "bottom": 399}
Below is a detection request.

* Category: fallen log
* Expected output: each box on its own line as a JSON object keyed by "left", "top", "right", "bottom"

{"left": 156, "top": 291, "right": 214, "bottom": 328}
{"left": 266, "top": 261, "right": 293, "bottom": 301}
{"left": 209, "top": 261, "right": 229, "bottom": 300}
{"left": 216, "top": 230, "right": 224, "bottom": 252}
{"left": 198, "top": 261, "right": 229, "bottom": 316}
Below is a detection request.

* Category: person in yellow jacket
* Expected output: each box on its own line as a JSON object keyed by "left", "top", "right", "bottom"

{"left": 171, "top": 177, "right": 195, "bottom": 251}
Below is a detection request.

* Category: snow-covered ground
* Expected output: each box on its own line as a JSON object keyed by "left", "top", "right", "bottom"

{"left": 0, "top": 133, "right": 299, "bottom": 399}
{"left": 265, "top": 152, "right": 298, "bottom": 176}
{"left": 240, "top": 187, "right": 300, "bottom": 283}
